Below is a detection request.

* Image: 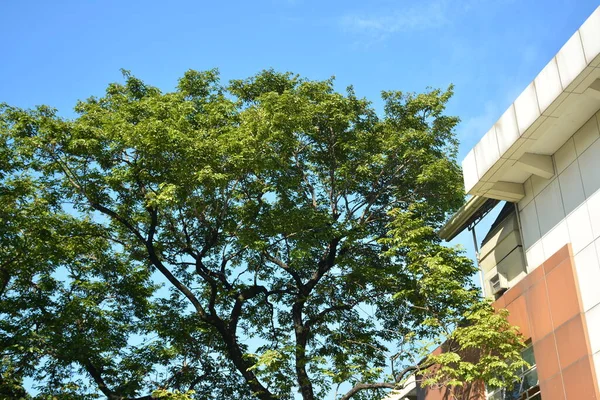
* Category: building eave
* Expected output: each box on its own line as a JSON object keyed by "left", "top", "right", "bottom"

{"left": 439, "top": 196, "right": 499, "bottom": 241}
{"left": 444, "top": 7, "right": 600, "bottom": 240}
{"left": 462, "top": 7, "right": 600, "bottom": 203}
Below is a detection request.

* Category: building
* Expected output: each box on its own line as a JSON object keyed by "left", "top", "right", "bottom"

{"left": 394, "top": 6, "right": 600, "bottom": 400}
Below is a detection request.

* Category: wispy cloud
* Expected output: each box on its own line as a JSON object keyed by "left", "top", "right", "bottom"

{"left": 340, "top": 1, "right": 450, "bottom": 43}
{"left": 340, "top": 0, "right": 449, "bottom": 38}
{"left": 339, "top": 0, "right": 513, "bottom": 43}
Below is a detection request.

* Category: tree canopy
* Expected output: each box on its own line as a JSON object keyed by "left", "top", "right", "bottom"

{"left": 0, "top": 69, "right": 525, "bottom": 400}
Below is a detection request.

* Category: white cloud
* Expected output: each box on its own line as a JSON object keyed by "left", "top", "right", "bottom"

{"left": 339, "top": 0, "right": 515, "bottom": 41}
{"left": 340, "top": 0, "right": 450, "bottom": 40}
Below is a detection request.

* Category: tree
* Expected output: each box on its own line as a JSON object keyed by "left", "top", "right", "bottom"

{"left": 0, "top": 70, "right": 525, "bottom": 400}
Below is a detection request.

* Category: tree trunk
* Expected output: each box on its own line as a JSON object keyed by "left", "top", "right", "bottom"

{"left": 292, "top": 302, "right": 315, "bottom": 400}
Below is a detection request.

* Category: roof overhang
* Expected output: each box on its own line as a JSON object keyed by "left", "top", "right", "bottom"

{"left": 462, "top": 7, "right": 600, "bottom": 201}
{"left": 438, "top": 196, "right": 498, "bottom": 241}
{"left": 441, "top": 7, "right": 600, "bottom": 239}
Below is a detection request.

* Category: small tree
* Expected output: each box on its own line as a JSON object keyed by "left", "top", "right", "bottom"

{"left": 0, "top": 70, "right": 525, "bottom": 400}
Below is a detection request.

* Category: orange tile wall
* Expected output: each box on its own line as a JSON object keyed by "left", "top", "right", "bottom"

{"left": 418, "top": 244, "right": 599, "bottom": 400}
{"left": 494, "top": 244, "right": 599, "bottom": 399}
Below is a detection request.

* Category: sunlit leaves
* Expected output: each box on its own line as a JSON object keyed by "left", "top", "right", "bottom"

{"left": 0, "top": 69, "right": 523, "bottom": 400}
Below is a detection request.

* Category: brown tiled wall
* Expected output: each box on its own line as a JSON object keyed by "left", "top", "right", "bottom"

{"left": 493, "top": 244, "right": 599, "bottom": 399}
{"left": 417, "top": 244, "right": 599, "bottom": 400}
{"left": 417, "top": 346, "right": 485, "bottom": 400}
{"left": 417, "top": 381, "right": 484, "bottom": 400}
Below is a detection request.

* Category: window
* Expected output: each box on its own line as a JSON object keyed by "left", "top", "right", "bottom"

{"left": 487, "top": 346, "right": 540, "bottom": 400}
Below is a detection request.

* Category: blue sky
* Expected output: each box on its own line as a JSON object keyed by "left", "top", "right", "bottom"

{"left": 1, "top": 0, "right": 598, "bottom": 276}
{"left": 2, "top": 0, "right": 598, "bottom": 160}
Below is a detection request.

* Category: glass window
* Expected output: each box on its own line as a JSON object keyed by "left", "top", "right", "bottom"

{"left": 487, "top": 345, "right": 540, "bottom": 400}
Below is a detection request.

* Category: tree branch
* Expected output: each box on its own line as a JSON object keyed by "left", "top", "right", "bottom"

{"left": 145, "top": 242, "right": 209, "bottom": 318}
{"left": 229, "top": 285, "right": 290, "bottom": 331}
{"left": 305, "top": 238, "right": 345, "bottom": 293}
{"left": 305, "top": 304, "right": 352, "bottom": 328}
{"left": 89, "top": 201, "right": 146, "bottom": 243}
{"left": 229, "top": 285, "right": 267, "bottom": 331}
{"left": 210, "top": 318, "right": 278, "bottom": 400}
{"left": 264, "top": 252, "right": 304, "bottom": 288}
{"left": 83, "top": 361, "right": 118, "bottom": 399}
{"left": 339, "top": 382, "right": 396, "bottom": 400}
{"left": 338, "top": 358, "right": 428, "bottom": 399}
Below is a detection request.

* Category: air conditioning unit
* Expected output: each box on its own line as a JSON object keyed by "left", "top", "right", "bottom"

{"left": 489, "top": 273, "right": 508, "bottom": 296}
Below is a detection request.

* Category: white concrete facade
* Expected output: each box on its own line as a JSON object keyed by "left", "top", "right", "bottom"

{"left": 461, "top": 7, "right": 600, "bottom": 202}
{"left": 441, "top": 5, "right": 600, "bottom": 394}
{"left": 516, "top": 110, "right": 600, "bottom": 382}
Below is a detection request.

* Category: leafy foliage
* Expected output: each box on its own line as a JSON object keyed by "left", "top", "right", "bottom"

{"left": 0, "top": 70, "right": 525, "bottom": 399}
{"left": 421, "top": 305, "right": 527, "bottom": 391}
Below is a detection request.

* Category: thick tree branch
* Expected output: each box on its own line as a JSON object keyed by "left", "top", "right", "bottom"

{"left": 55, "top": 152, "right": 208, "bottom": 319}
{"left": 229, "top": 285, "right": 290, "bottom": 331}
{"left": 338, "top": 363, "right": 434, "bottom": 400}
{"left": 210, "top": 318, "right": 278, "bottom": 400}
{"left": 194, "top": 256, "right": 233, "bottom": 293}
{"left": 305, "top": 238, "right": 345, "bottom": 294}
{"left": 143, "top": 202, "right": 276, "bottom": 400}
{"left": 50, "top": 153, "right": 145, "bottom": 245}
{"left": 229, "top": 285, "right": 267, "bottom": 331}
{"left": 84, "top": 361, "right": 156, "bottom": 400}
{"left": 291, "top": 236, "right": 347, "bottom": 400}
{"left": 83, "top": 362, "right": 118, "bottom": 399}
{"left": 339, "top": 382, "right": 396, "bottom": 400}
{"left": 144, "top": 240, "right": 208, "bottom": 318}
{"left": 89, "top": 201, "right": 146, "bottom": 243}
